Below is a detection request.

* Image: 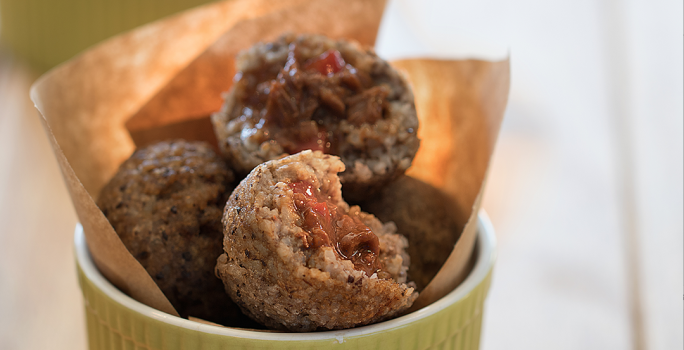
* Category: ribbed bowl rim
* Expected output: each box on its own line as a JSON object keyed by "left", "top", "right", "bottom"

{"left": 74, "top": 210, "right": 497, "bottom": 341}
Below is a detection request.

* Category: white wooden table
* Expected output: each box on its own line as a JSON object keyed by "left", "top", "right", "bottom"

{"left": 0, "top": 1, "right": 681, "bottom": 349}
{"left": 375, "top": 1, "right": 682, "bottom": 349}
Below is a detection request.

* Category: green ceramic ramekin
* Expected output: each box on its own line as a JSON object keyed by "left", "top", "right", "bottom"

{"left": 75, "top": 211, "right": 496, "bottom": 350}
{"left": 0, "top": 0, "right": 215, "bottom": 71}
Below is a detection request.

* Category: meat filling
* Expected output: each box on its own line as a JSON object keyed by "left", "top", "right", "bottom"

{"left": 235, "top": 44, "right": 390, "bottom": 155}
{"left": 289, "top": 181, "right": 380, "bottom": 276}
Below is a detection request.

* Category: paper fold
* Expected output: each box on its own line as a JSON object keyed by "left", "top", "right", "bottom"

{"left": 394, "top": 59, "right": 509, "bottom": 310}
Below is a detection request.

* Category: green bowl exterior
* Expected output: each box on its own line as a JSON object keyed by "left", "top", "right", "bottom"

{"left": 0, "top": 0, "right": 215, "bottom": 71}
{"left": 76, "top": 256, "right": 492, "bottom": 350}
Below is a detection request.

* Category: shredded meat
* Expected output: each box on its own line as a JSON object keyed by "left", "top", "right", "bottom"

{"left": 289, "top": 180, "right": 380, "bottom": 276}
{"left": 234, "top": 44, "right": 390, "bottom": 155}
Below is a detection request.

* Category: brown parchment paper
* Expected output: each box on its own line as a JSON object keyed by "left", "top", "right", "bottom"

{"left": 395, "top": 59, "right": 510, "bottom": 311}
{"left": 30, "top": 0, "right": 509, "bottom": 324}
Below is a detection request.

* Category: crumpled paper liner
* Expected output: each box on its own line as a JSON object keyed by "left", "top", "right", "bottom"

{"left": 395, "top": 59, "right": 509, "bottom": 311}
{"left": 30, "top": 0, "right": 509, "bottom": 325}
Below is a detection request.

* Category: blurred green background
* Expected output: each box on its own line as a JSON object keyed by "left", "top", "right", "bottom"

{"left": 0, "top": 0, "right": 216, "bottom": 71}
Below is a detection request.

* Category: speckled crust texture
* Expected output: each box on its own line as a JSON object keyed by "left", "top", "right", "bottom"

{"left": 97, "top": 140, "right": 250, "bottom": 326}
{"left": 361, "top": 176, "right": 464, "bottom": 291}
{"left": 211, "top": 34, "right": 419, "bottom": 202}
{"left": 216, "top": 151, "right": 417, "bottom": 331}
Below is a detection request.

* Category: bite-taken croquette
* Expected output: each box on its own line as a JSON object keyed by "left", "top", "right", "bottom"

{"left": 97, "top": 140, "right": 250, "bottom": 326}
{"left": 361, "top": 176, "right": 463, "bottom": 291}
{"left": 216, "top": 150, "right": 418, "bottom": 331}
{"left": 211, "top": 33, "right": 420, "bottom": 202}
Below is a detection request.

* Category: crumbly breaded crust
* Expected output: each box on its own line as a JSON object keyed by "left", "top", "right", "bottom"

{"left": 97, "top": 140, "right": 248, "bottom": 325}
{"left": 216, "top": 151, "right": 417, "bottom": 331}
{"left": 211, "top": 34, "right": 419, "bottom": 202}
{"left": 361, "top": 176, "right": 463, "bottom": 291}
